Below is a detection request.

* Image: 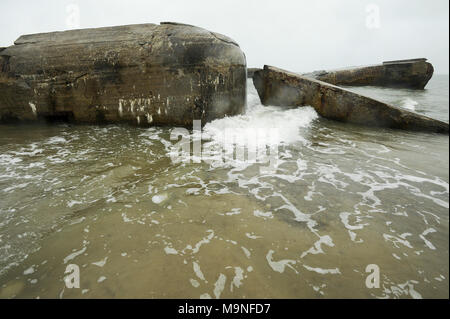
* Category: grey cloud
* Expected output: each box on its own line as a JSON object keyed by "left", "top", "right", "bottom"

{"left": 0, "top": 0, "right": 448, "bottom": 73}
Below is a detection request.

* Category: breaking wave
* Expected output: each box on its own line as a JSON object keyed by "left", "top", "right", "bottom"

{"left": 400, "top": 98, "right": 418, "bottom": 111}
{"left": 203, "top": 81, "right": 318, "bottom": 147}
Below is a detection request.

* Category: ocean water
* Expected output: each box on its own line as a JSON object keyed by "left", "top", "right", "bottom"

{"left": 0, "top": 76, "right": 448, "bottom": 299}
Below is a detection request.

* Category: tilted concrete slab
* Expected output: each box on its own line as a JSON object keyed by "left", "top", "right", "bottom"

{"left": 303, "top": 59, "right": 434, "bottom": 89}
{"left": 253, "top": 65, "right": 449, "bottom": 134}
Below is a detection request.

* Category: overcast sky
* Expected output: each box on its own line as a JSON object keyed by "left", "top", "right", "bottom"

{"left": 1, "top": 0, "right": 448, "bottom": 74}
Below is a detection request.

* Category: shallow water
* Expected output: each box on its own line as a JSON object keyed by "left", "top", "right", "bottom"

{"left": 0, "top": 76, "right": 448, "bottom": 299}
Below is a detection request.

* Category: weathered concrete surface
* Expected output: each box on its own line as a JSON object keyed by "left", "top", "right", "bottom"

{"left": 0, "top": 23, "right": 247, "bottom": 127}
{"left": 304, "top": 58, "right": 434, "bottom": 89}
{"left": 253, "top": 65, "right": 449, "bottom": 134}
{"left": 247, "top": 68, "right": 262, "bottom": 78}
